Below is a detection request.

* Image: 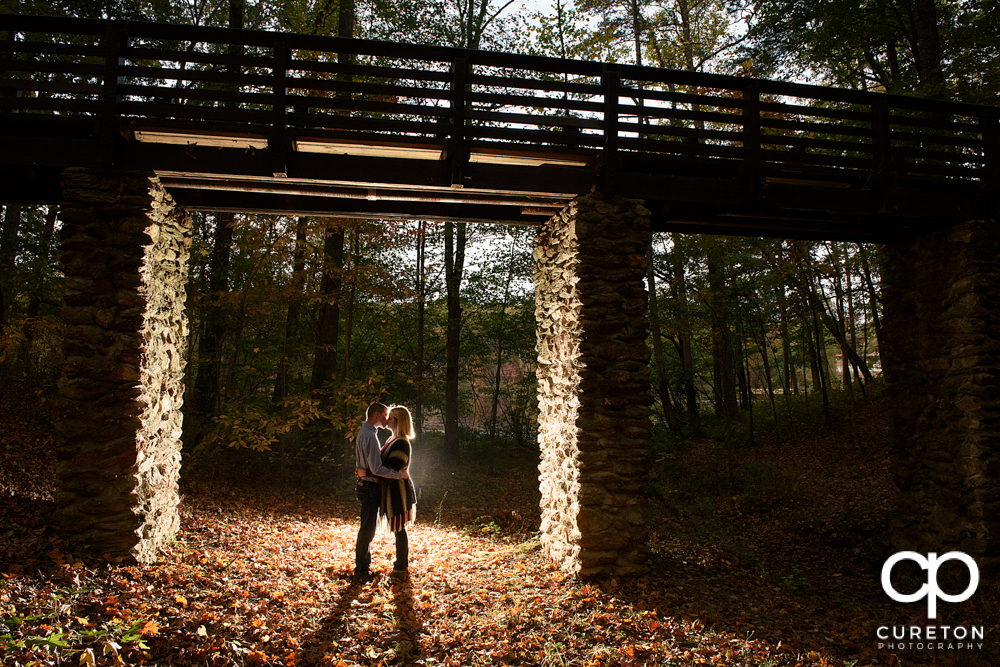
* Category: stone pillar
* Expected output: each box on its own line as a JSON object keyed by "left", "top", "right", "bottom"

{"left": 882, "top": 219, "right": 1000, "bottom": 568}
{"left": 534, "top": 193, "right": 653, "bottom": 579}
{"left": 53, "top": 168, "right": 191, "bottom": 563}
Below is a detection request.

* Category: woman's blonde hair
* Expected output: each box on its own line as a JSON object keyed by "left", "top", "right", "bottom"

{"left": 388, "top": 405, "right": 415, "bottom": 439}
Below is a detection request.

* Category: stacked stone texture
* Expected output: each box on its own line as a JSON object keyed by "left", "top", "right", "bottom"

{"left": 534, "top": 193, "right": 653, "bottom": 579}
{"left": 54, "top": 168, "right": 191, "bottom": 563}
{"left": 882, "top": 220, "right": 1000, "bottom": 567}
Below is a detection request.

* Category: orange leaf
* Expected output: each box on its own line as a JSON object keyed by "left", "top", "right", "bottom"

{"left": 140, "top": 620, "right": 159, "bottom": 636}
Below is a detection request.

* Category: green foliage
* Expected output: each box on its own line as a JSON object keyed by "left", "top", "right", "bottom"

{"left": 742, "top": 0, "right": 1000, "bottom": 101}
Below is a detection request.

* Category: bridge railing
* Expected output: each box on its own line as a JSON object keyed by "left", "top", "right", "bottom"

{"left": 2, "top": 14, "right": 997, "bottom": 189}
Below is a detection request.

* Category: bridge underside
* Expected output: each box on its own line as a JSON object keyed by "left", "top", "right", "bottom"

{"left": 1, "top": 121, "right": 992, "bottom": 244}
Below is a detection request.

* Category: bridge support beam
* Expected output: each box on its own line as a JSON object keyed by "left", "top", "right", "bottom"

{"left": 53, "top": 168, "right": 191, "bottom": 563}
{"left": 883, "top": 219, "right": 1000, "bottom": 567}
{"left": 534, "top": 193, "right": 653, "bottom": 579}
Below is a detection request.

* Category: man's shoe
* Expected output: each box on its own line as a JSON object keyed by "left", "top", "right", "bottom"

{"left": 390, "top": 568, "right": 408, "bottom": 581}
{"left": 352, "top": 570, "right": 374, "bottom": 583}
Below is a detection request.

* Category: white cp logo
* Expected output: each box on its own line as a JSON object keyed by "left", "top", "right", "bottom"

{"left": 881, "top": 551, "right": 979, "bottom": 619}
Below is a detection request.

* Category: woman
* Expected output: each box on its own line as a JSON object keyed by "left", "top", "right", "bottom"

{"left": 380, "top": 405, "right": 417, "bottom": 578}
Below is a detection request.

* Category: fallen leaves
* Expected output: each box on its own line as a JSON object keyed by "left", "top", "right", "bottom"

{"left": 2, "top": 392, "right": 997, "bottom": 666}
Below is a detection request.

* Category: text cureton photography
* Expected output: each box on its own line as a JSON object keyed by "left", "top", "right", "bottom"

{"left": 877, "top": 551, "right": 985, "bottom": 652}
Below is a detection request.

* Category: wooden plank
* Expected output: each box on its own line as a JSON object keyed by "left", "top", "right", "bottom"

{"left": 119, "top": 83, "right": 272, "bottom": 106}
{"left": 468, "top": 145, "right": 592, "bottom": 167}
{"left": 892, "top": 160, "right": 982, "bottom": 179}
{"left": 620, "top": 86, "right": 743, "bottom": 110}
{"left": 126, "top": 46, "right": 273, "bottom": 69}
{"left": 6, "top": 41, "right": 103, "bottom": 57}
{"left": 614, "top": 105, "right": 743, "bottom": 126}
{"left": 270, "top": 39, "right": 289, "bottom": 178}
{"left": 650, "top": 219, "right": 911, "bottom": 244}
{"left": 468, "top": 90, "right": 605, "bottom": 113}
{"left": 122, "top": 118, "right": 272, "bottom": 137}
{"left": 133, "top": 127, "right": 269, "bottom": 149}
{"left": 616, "top": 122, "right": 743, "bottom": 143}
{"left": 617, "top": 137, "right": 744, "bottom": 160}
{"left": 760, "top": 134, "right": 872, "bottom": 154}
{"left": 288, "top": 114, "right": 442, "bottom": 135}
{"left": 742, "top": 81, "right": 763, "bottom": 201}
{"left": 466, "top": 108, "right": 602, "bottom": 130}
{"left": 290, "top": 59, "right": 451, "bottom": 84}
{"left": 888, "top": 112, "right": 981, "bottom": 133}
{"left": 759, "top": 100, "right": 870, "bottom": 122}
{"left": 287, "top": 76, "right": 451, "bottom": 101}
{"left": 285, "top": 95, "right": 450, "bottom": 117}
{"left": 871, "top": 97, "right": 891, "bottom": 176}
{"left": 891, "top": 146, "right": 985, "bottom": 164}
{"left": 760, "top": 148, "right": 871, "bottom": 170}
{"left": 889, "top": 130, "right": 984, "bottom": 149}
{"left": 0, "top": 78, "right": 103, "bottom": 95}
{"left": 981, "top": 108, "right": 1000, "bottom": 189}
{"left": 467, "top": 51, "right": 603, "bottom": 78}
{"left": 119, "top": 64, "right": 274, "bottom": 87}
{"left": 158, "top": 177, "right": 569, "bottom": 207}
{"left": 98, "top": 24, "right": 125, "bottom": 167}
{"left": 468, "top": 73, "right": 600, "bottom": 95}
{"left": 293, "top": 137, "right": 443, "bottom": 160}
{"left": 886, "top": 95, "right": 985, "bottom": 118}
{"left": 122, "top": 100, "right": 273, "bottom": 123}
{"left": 170, "top": 188, "right": 549, "bottom": 224}
{"left": 0, "top": 14, "right": 109, "bottom": 36}
{"left": 0, "top": 98, "right": 100, "bottom": 113}
{"left": 760, "top": 116, "right": 872, "bottom": 138}
{"left": 0, "top": 58, "right": 105, "bottom": 76}
{"left": 466, "top": 125, "right": 602, "bottom": 147}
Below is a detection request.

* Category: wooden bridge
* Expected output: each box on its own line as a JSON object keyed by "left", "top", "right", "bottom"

{"left": 2, "top": 14, "right": 998, "bottom": 243}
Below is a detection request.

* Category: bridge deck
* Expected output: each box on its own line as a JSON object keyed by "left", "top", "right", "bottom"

{"left": 2, "top": 15, "right": 997, "bottom": 242}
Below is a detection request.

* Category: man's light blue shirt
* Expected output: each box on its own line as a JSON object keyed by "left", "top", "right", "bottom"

{"left": 355, "top": 421, "right": 405, "bottom": 482}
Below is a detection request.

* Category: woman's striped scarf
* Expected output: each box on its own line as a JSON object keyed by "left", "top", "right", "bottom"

{"left": 379, "top": 437, "right": 416, "bottom": 533}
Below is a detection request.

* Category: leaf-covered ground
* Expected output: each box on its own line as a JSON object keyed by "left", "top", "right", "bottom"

{"left": 2, "top": 392, "right": 997, "bottom": 666}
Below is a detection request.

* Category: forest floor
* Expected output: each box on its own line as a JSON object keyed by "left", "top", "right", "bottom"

{"left": 1, "top": 387, "right": 997, "bottom": 666}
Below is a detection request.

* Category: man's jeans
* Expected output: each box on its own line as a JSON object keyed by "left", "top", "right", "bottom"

{"left": 355, "top": 481, "right": 380, "bottom": 575}
{"left": 355, "top": 480, "right": 409, "bottom": 574}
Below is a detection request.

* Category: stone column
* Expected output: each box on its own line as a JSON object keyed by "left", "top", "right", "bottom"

{"left": 53, "top": 168, "right": 191, "bottom": 563}
{"left": 534, "top": 193, "right": 653, "bottom": 579}
{"left": 882, "top": 219, "right": 1000, "bottom": 567}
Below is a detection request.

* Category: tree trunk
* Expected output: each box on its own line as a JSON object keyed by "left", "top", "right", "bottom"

{"left": 672, "top": 245, "right": 700, "bottom": 437}
{"left": 0, "top": 204, "right": 22, "bottom": 335}
{"left": 414, "top": 221, "right": 427, "bottom": 439}
{"left": 342, "top": 232, "right": 359, "bottom": 380}
{"left": 273, "top": 217, "right": 308, "bottom": 403}
{"left": 646, "top": 244, "right": 680, "bottom": 434}
{"left": 311, "top": 219, "right": 344, "bottom": 396}
{"left": 708, "top": 241, "right": 738, "bottom": 423}
{"left": 23, "top": 206, "right": 58, "bottom": 375}
{"left": 914, "top": 0, "right": 945, "bottom": 98}
{"left": 811, "top": 300, "right": 831, "bottom": 425}
{"left": 487, "top": 238, "right": 517, "bottom": 475}
{"left": 444, "top": 220, "right": 466, "bottom": 461}
{"left": 858, "top": 244, "right": 884, "bottom": 353}
{"left": 193, "top": 212, "right": 234, "bottom": 417}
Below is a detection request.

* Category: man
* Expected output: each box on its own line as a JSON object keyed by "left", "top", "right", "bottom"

{"left": 354, "top": 402, "right": 408, "bottom": 582}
